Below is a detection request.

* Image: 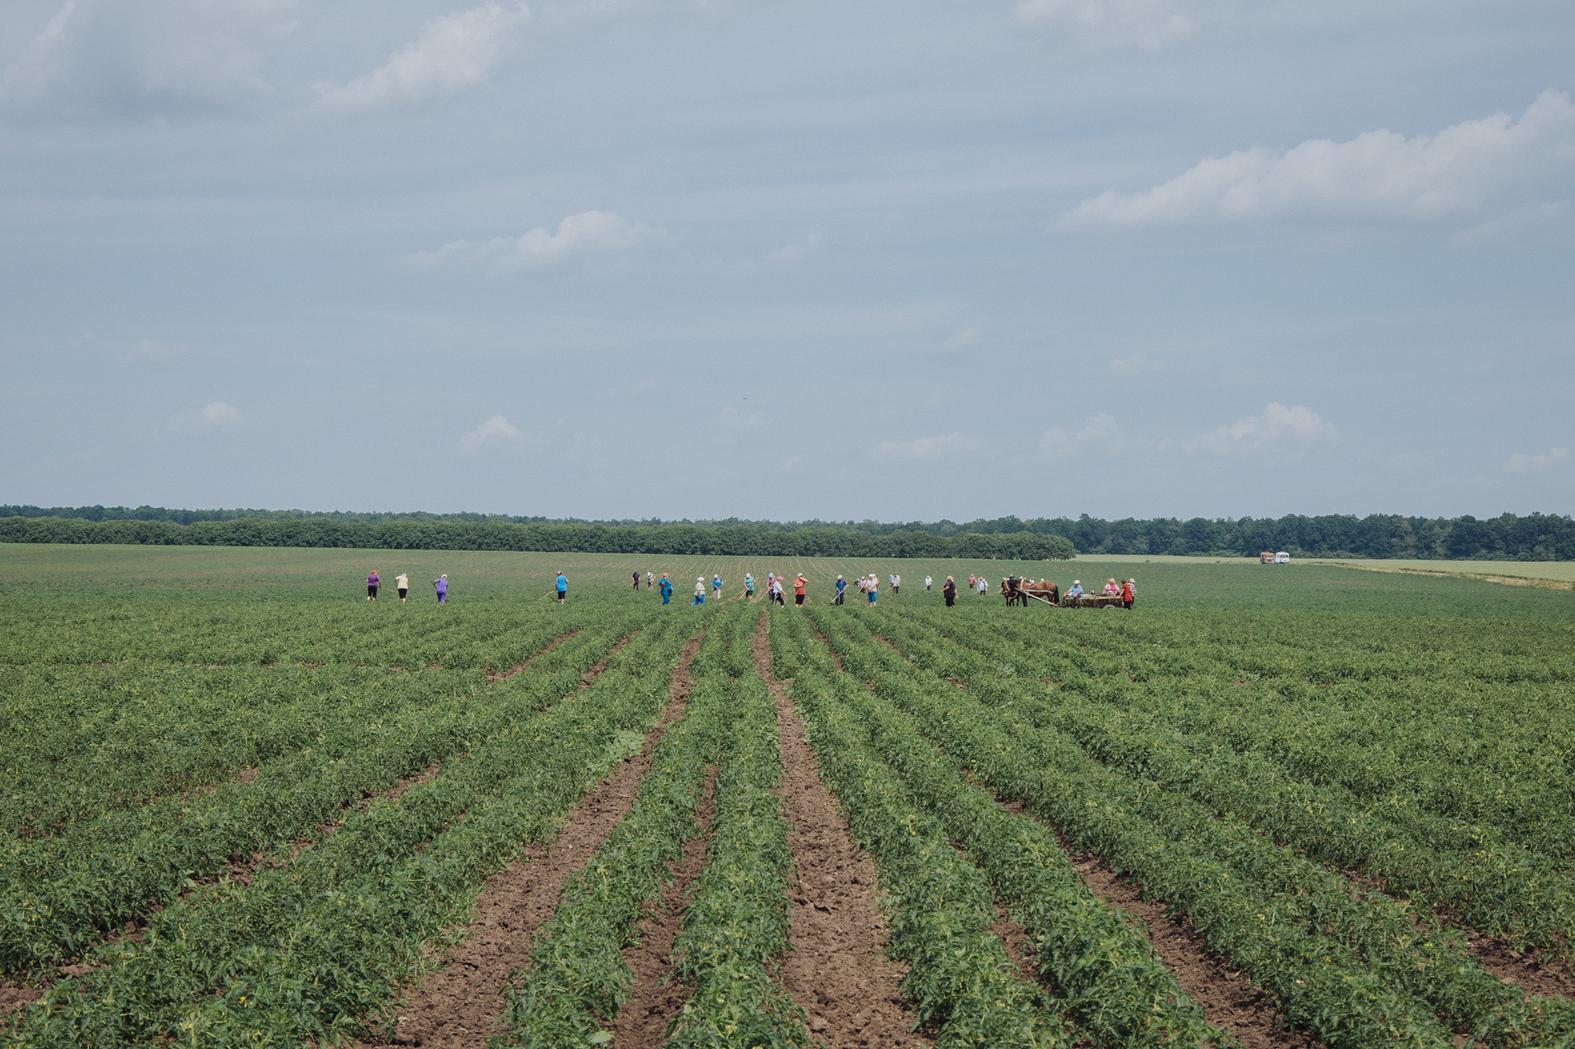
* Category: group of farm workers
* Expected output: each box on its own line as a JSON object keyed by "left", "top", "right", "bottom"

{"left": 363, "top": 566, "right": 1134, "bottom": 611}
{"left": 364, "top": 569, "right": 573, "bottom": 605}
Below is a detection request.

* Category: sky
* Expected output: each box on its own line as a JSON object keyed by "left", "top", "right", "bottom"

{"left": 1, "top": 0, "right": 1572, "bottom": 521}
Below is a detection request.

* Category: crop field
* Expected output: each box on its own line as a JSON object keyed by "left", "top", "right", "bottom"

{"left": 1, "top": 545, "right": 1573, "bottom": 1049}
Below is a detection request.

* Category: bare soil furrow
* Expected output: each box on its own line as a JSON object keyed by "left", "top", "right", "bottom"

{"left": 1463, "top": 933, "right": 1575, "bottom": 999}
{"left": 754, "top": 613, "right": 931, "bottom": 1049}
{"left": 0, "top": 981, "right": 44, "bottom": 1021}
{"left": 485, "top": 629, "right": 581, "bottom": 684}
{"left": 355, "top": 629, "right": 702, "bottom": 1049}
{"left": 607, "top": 766, "right": 720, "bottom": 1048}
{"left": 990, "top": 901, "right": 1039, "bottom": 989}
{"left": 860, "top": 630, "right": 1317, "bottom": 1048}
{"left": 1003, "top": 797, "right": 1321, "bottom": 1049}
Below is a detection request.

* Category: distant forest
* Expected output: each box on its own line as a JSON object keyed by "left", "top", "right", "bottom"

{"left": 2, "top": 506, "right": 1573, "bottom": 561}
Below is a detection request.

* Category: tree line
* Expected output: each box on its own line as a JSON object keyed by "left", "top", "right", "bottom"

{"left": 1, "top": 506, "right": 1571, "bottom": 560}
{"left": 0, "top": 513, "right": 1075, "bottom": 560}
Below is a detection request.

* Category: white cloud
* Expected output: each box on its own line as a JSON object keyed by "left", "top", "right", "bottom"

{"left": 405, "top": 210, "right": 659, "bottom": 271}
{"left": 1505, "top": 447, "right": 1569, "bottom": 475}
{"left": 315, "top": 2, "right": 527, "bottom": 112}
{"left": 1110, "top": 352, "right": 1165, "bottom": 374}
{"left": 872, "top": 432, "right": 985, "bottom": 463}
{"left": 169, "top": 401, "right": 242, "bottom": 433}
{"left": 1065, "top": 91, "right": 1575, "bottom": 229}
{"left": 124, "top": 338, "right": 188, "bottom": 364}
{"left": 941, "top": 327, "right": 981, "bottom": 353}
{"left": 1037, "top": 413, "right": 1124, "bottom": 459}
{"left": 1193, "top": 402, "right": 1341, "bottom": 456}
{"left": 2, "top": 0, "right": 298, "bottom": 116}
{"left": 719, "top": 406, "right": 768, "bottom": 439}
{"left": 566, "top": 431, "right": 608, "bottom": 466}
{"left": 459, "top": 413, "right": 523, "bottom": 452}
{"left": 768, "top": 227, "right": 824, "bottom": 264}
{"left": 1015, "top": 0, "right": 1219, "bottom": 50}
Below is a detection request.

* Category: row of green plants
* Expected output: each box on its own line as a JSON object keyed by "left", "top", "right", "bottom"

{"left": 3, "top": 615, "right": 694, "bottom": 1048}
{"left": 665, "top": 610, "right": 810, "bottom": 1048}
{"left": 838, "top": 612, "right": 1575, "bottom": 1048}
{"left": 1, "top": 612, "right": 590, "bottom": 839}
{"left": 767, "top": 611, "right": 1075, "bottom": 1048}
{"left": 801, "top": 606, "right": 1238, "bottom": 1048}
{"left": 0, "top": 614, "right": 642, "bottom": 979}
{"left": 0, "top": 597, "right": 581, "bottom": 671}
{"left": 491, "top": 619, "right": 735, "bottom": 1047}
{"left": 972, "top": 611, "right": 1573, "bottom": 860}
{"left": 906, "top": 611, "right": 1575, "bottom": 959}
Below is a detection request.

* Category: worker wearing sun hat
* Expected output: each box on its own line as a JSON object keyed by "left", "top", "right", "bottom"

{"left": 1067, "top": 579, "right": 1084, "bottom": 599}
{"left": 693, "top": 576, "right": 706, "bottom": 606}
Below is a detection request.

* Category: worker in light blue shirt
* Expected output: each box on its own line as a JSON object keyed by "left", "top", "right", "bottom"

{"left": 555, "top": 572, "right": 568, "bottom": 602}
{"left": 658, "top": 573, "right": 672, "bottom": 604}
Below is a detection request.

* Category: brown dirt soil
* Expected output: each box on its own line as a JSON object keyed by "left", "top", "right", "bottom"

{"left": 862, "top": 630, "right": 1317, "bottom": 1049}
{"left": 355, "top": 629, "right": 703, "bottom": 1049}
{"left": 1462, "top": 934, "right": 1575, "bottom": 999}
{"left": 0, "top": 981, "right": 45, "bottom": 1020}
{"left": 485, "top": 629, "right": 581, "bottom": 684}
{"left": 754, "top": 613, "right": 932, "bottom": 1049}
{"left": 1061, "top": 831, "right": 1322, "bottom": 1049}
{"left": 607, "top": 767, "right": 720, "bottom": 1047}
{"left": 990, "top": 901, "right": 1039, "bottom": 988}
{"left": 1342, "top": 864, "right": 1575, "bottom": 999}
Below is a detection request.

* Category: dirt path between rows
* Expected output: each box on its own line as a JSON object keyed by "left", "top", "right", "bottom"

{"left": 607, "top": 767, "right": 720, "bottom": 1047}
{"left": 485, "top": 628, "right": 581, "bottom": 684}
{"left": 854, "top": 629, "right": 1318, "bottom": 1048}
{"left": 1037, "top": 806, "right": 1322, "bottom": 1049}
{"left": 355, "top": 629, "right": 703, "bottom": 1049}
{"left": 1461, "top": 933, "right": 1575, "bottom": 999}
{"left": 754, "top": 613, "right": 931, "bottom": 1049}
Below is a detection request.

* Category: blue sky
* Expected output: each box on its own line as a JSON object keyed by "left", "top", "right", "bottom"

{"left": 2, "top": 0, "right": 1571, "bottom": 520}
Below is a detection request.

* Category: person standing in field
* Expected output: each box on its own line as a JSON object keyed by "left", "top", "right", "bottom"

{"left": 866, "top": 574, "right": 878, "bottom": 606}
{"left": 968, "top": 573, "right": 976, "bottom": 593}
{"left": 977, "top": 576, "right": 988, "bottom": 597}
{"left": 744, "top": 574, "right": 756, "bottom": 600}
{"left": 893, "top": 573, "right": 901, "bottom": 596}
{"left": 694, "top": 576, "right": 706, "bottom": 606}
{"left": 924, "top": 575, "right": 933, "bottom": 592}
{"left": 633, "top": 571, "right": 641, "bottom": 590}
{"left": 942, "top": 576, "right": 956, "bottom": 607}
{"left": 834, "top": 575, "right": 846, "bottom": 605}
{"left": 395, "top": 571, "right": 410, "bottom": 603}
{"left": 1121, "top": 578, "right": 1135, "bottom": 610}
{"left": 646, "top": 570, "right": 654, "bottom": 590}
{"left": 556, "top": 571, "right": 569, "bottom": 603}
{"left": 433, "top": 574, "right": 448, "bottom": 605}
{"left": 659, "top": 573, "right": 673, "bottom": 604}
{"left": 794, "top": 573, "right": 807, "bottom": 606}
{"left": 712, "top": 574, "right": 723, "bottom": 601}
{"left": 367, "top": 569, "right": 380, "bottom": 602}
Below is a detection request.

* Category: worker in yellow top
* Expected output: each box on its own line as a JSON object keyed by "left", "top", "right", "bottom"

{"left": 394, "top": 572, "right": 410, "bottom": 603}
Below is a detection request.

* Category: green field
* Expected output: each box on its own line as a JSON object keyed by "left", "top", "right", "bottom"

{"left": 2, "top": 544, "right": 1573, "bottom": 1048}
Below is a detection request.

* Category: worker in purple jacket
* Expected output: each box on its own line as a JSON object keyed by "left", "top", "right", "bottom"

{"left": 433, "top": 574, "right": 449, "bottom": 604}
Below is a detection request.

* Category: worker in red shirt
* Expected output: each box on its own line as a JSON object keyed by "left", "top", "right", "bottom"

{"left": 1121, "top": 578, "right": 1135, "bottom": 610}
{"left": 794, "top": 573, "right": 808, "bottom": 606}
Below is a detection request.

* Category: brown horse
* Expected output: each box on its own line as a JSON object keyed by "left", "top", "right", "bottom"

{"left": 1001, "top": 579, "right": 1059, "bottom": 606}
